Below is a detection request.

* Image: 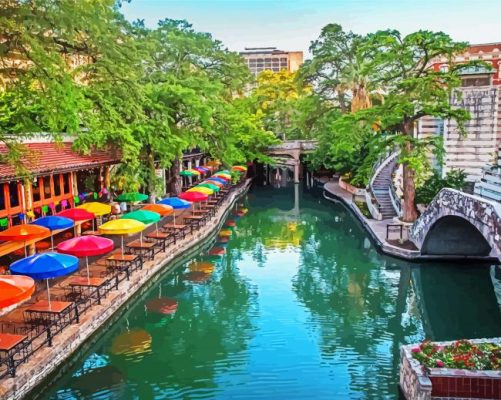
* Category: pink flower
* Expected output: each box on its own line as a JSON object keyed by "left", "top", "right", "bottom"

{"left": 411, "top": 347, "right": 421, "bottom": 353}
{"left": 436, "top": 360, "right": 445, "bottom": 368}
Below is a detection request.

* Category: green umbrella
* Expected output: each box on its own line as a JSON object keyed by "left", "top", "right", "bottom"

{"left": 180, "top": 170, "right": 195, "bottom": 177}
{"left": 121, "top": 210, "right": 161, "bottom": 224}
{"left": 218, "top": 170, "right": 231, "bottom": 174}
{"left": 116, "top": 192, "right": 148, "bottom": 202}
{"left": 197, "top": 183, "right": 220, "bottom": 192}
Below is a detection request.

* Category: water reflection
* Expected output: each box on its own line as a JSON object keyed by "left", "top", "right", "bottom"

{"left": 38, "top": 185, "right": 501, "bottom": 400}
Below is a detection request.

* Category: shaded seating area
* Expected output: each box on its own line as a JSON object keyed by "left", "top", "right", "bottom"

{"left": 0, "top": 167, "right": 248, "bottom": 380}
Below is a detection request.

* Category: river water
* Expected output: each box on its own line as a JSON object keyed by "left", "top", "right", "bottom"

{"left": 37, "top": 184, "right": 501, "bottom": 400}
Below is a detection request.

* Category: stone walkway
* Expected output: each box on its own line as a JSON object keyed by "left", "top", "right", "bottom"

{"left": 323, "top": 180, "right": 421, "bottom": 260}
{"left": 0, "top": 181, "right": 251, "bottom": 400}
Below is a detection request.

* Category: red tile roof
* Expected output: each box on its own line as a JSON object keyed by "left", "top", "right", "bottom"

{"left": 0, "top": 142, "right": 120, "bottom": 182}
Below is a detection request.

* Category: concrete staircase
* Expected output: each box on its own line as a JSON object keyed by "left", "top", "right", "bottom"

{"left": 371, "top": 157, "right": 398, "bottom": 220}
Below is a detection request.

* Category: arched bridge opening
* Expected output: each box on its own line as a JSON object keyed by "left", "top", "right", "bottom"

{"left": 421, "top": 215, "right": 492, "bottom": 257}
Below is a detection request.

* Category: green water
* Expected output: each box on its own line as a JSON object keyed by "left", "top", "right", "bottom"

{"left": 38, "top": 185, "right": 501, "bottom": 400}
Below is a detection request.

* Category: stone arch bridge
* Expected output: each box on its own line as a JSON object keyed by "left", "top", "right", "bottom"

{"left": 410, "top": 188, "right": 501, "bottom": 260}
{"left": 266, "top": 140, "right": 317, "bottom": 183}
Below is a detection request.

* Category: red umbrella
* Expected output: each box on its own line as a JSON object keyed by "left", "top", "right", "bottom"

{"left": 57, "top": 208, "right": 95, "bottom": 221}
{"left": 0, "top": 275, "right": 35, "bottom": 309}
{"left": 56, "top": 235, "right": 114, "bottom": 280}
{"left": 208, "top": 247, "right": 225, "bottom": 256}
{"left": 178, "top": 191, "right": 208, "bottom": 203}
{"left": 217, "top": 236, "right": 230, "bottom": 243}
{"left": 225, "top": 220, "right": 236, "bottom": 227}
{"left": 146, "top": 298, "right": 178, "bottom": 315}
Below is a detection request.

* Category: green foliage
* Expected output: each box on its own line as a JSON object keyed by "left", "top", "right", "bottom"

{"left": 415, "top": 169, "right": 467, "bottom": 205}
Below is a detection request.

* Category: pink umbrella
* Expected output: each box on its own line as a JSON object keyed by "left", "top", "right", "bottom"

{"left": 56, "top": 235, "right": 114, "bottom": 280}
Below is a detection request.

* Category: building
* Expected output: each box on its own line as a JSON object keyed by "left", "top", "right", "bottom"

{"left": 431, "top": 43, "right": 501, "bottom": 86}
{"left": 240, "top": 47, "right": 303, "bottom": 76}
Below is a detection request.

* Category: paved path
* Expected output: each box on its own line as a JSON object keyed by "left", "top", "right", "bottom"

{"left": 323, "top": 181, "right": 421, "bottom": 260}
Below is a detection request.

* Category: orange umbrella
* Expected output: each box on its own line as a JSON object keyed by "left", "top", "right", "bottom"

{"left": 189, "top": 261, "right": 215, "bottom": 273}
{"left": 141, "top": 204, "right": 174, "bottom": 217}
{"left": 111, "top": 329, "right": 152, "bottom": 356}
{"left": 0, "top": 275, "right": 35, "bottom": 309}
{"left": 208, "top": 247, "right": 225, "bottom": 256}
{"left": 0, "top": 224, "right": 50, "bottom": 257}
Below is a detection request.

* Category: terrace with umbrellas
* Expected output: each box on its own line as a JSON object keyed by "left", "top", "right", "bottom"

{"left": 0, "top": 143, "right": 249, "bottom": 379}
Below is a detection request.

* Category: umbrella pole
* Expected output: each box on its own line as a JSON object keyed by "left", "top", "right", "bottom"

{"left": 46, "top": 279, "right": 52, "bottom": 310}
{"left": 121, "top": 236, "right": 124, "bottom": 256}
{"left": 50, "top": 234, "right": 54, "bottom": 251}
{"left": 173, "top": 213, "right": 176, "bottom": 225}
{"left": 140, "top": 232, "right": 143, "bottom": 245}
{"left": 24, "top": 241, "right": 27, "bottom": 257}
{"left": 156, "top": 222, "right": 158, "bottom": 233}
{"left": 86, "top": 256, "right": 90, "bottom": 282}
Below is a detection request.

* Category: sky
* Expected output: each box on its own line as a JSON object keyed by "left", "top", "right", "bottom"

{"left": 121, "top": 0, "right": 501, "bottom": 58}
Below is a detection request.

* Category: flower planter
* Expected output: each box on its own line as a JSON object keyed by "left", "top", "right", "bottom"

{"left": 400, "top": 338, "right": 501, "bottom": 400}
{"left": 339, "top": 177, "right": 366, "bottom": 196}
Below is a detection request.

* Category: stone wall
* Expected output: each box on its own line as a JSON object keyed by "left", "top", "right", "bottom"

{"left": 444, "top": 86, "right": 499, "bottom": 182}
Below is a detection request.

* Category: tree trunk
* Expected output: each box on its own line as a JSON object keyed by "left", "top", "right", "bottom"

{"left": 168, "top": 156, "right": 182, "bottom": 196}
{"left": 146, "top": 149, "right": 156, "bottom": 204}
{"left": 402, "top": 124, "right": 418, "bottom": 222}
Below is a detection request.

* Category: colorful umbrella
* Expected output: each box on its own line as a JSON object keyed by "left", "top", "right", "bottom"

{"left": 203, "top": 180, "right": 224, "bottom": 188}
{"left": 31, "top": 216, "right": 74, "bottom": 249}
{"left": 219, "top": 229, "right": 233, "bottom": 237}
{"left": 232, "top": 165, "right": 247, "bottom": 172}
{"left": 208, "top": 247, "right": 225, "bottom": 256}
{"left": 178, "top": 192, "right": 208, "bottom": 203}
{"left": 0, "top": 224, "right": 50, "bottom": 257}
{"left": 146, "top": 298, "right": 178, "bottom": 315}
{"left": 57, "top": 208, "right": 95, "bottom": 222}
{"left": 197, "top": 183, "right": 220, "bottom": 192}
{"left": 217, "top": 236, "right": 230, "bottom": 244}
{"left": 116, "top": 192, "right": 148, "bottom": 203}
{"left": 219, "top": 170, "right": 231, "bottom": 174}
{"left": 207, "top": 177, "right": 228, "bottom": 185}
{"left": 121, "top": 210, "right": 161, "bottom": 225}
{"left": 141, "top": 204, "right": 174, "bottom": 216}
{"left": 111, "top": 329, "right": 152, "bottom": 356}
{"left": 0, "top": 275, "right": 35, "bottom": 309}
{"left": 188, "top": 261, "right": 215, "bottom": 273}
{"left": 180, "top": 170, "right": 195, "bottom": 177}
{"left": 187, "top": 186, "right": 214, "bottom": 195}
{"left": 194, "top": 167, "right": 210, "bottom": 173}
{"left": 98, "top": 219, "right": 145, "bottom": 254}
{"left": 57, "top": 235, "right": 114, "bottom": 280}
{"left": 157, "top": 197, "right": 191, "bottom": 209}
{"left": 183, "top": 271, "right": 211, "bottom": 283}
{"left": 10, "top": 252, "right": 79, "bottom": 308}
{"left": 225, "top": 219, "right": 236, "bottom": 227}
{"left": 214, "top": 173, "right": 231, "bottom": 180}
{"left": 188, "top": 169, "right": 201, "bottom": 176}
{"left": 76, "top": 202, "right": 112, "bottom": 216}
{"left": 207, "top": 160, "right": 222, "bottom": 167}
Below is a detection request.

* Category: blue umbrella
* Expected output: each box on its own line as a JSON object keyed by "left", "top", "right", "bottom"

{"left": 31, "top": 216, "right": 74, "bottom": 249}
{"left": 207, "top": 177, "right": 228, "bottom": 185}
{"left": 157, "top": 197, "right": 191, "bottom": 209}
{"left": 157, "top": 197, "right": 191, "bottom": 225}
{"left": 10, "top": 252, "right": 79, "bottom": 308}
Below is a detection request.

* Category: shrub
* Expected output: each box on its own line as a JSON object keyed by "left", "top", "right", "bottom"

{"left": 415, "top": 169, "right": 467, "bottom": 205}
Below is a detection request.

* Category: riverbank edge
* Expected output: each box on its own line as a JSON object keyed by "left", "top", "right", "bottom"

{"left": 322, "top": 180, "right": 498, "bottom": 263}
{"left": 2, "top": 180, "right": 251, "bottom": 400}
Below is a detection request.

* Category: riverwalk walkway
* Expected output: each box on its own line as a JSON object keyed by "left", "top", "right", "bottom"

{"left": 0, "top": 180, "right": 251, "bottom": 400}
{"left": 323, "top": 180, "right": 421, "bottom": 260}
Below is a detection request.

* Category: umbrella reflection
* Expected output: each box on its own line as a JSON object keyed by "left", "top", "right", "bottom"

{"left": 189, "top": 261, "right": 215, "bottom": 274}
{"left": 146, "top": 297, "right": 178, "bottom": 315}
{"left": 183, "top": 271, "right": 211, "bottom": 283}
{"left": 111, "top": 329, "right": 152, "bottom": 356}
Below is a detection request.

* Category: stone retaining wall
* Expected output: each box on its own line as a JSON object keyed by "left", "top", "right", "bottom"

{"left": 400, "top": 338, "right": 501, "bottom": 400}
{"left": 0, "top": 181, "right": 251, "bottom": 400}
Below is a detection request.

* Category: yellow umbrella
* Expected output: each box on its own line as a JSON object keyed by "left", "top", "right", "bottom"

{"left": 214, "top": 173, "right": 231, "bottom": 179}
{"left": 188, "top": 261, "right": 215, "bottom": 273}
{"left": 111, "top": 329, "right": 152, "bottom": 356}
{"left": 98, "top": 219, "right": 145, "bottom": 254}
{"left": 219, "top": 229, "right": 233, "bottom": 237}
{"left": 188, "top": 169, "right": 201, "bottom": 176}
{"left": 187, "top": 186, "right": 214, "bottom": 195}
{"left": 77, "top": 202, "right": 112, "bottom": 216}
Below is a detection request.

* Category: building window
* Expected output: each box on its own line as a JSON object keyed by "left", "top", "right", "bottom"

{"left": 8, "top": 182, "right": 19, "bottom": 208}
{"left": 439, "top": 65, "right": 449, "bottom": 72}
{"left": 54, "top": 174, "right": 62, "bottom": 196}
{"left": 43, "top": 176, "right": 51, "bottom": 199}
{"left": 32, "top": 179, "right": 41, "bottom": 202}
{"left": 63, "top": 173, "right": 70, "bottom": 194}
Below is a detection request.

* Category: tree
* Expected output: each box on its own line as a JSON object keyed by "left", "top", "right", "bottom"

{"left": 360, "top": 30, "right": 471, "bottom": 221}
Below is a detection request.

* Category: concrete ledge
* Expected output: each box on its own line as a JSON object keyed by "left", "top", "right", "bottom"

{"left": 1, "top": 181, "right": 251, "bottom": 400}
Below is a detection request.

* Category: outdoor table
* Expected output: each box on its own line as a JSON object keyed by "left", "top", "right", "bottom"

{"left": 68, "top": 276, "right": 109, "bottom": 305}
{"left": 24, "top": 300, "right": 75, "bottom": 332}
{"left": 163, "top": 223, "right": 189, "bottom": 239}
{"left": 82, "top": 230, "right": 101, "bottom": 236}
{"left": 106, "top": 254, "right": 140, "bottom": 280}
{"left": 0, "top": 333, "right": 29, "bottom": 377}
{"left": 126, "top": 240, "right": 155, "bottom": 261}
{"left": 183, "top": 215, "right": 205, "bottom": 231}
{"left": 146, "top": 232, "right": 174, "bottom": 253}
